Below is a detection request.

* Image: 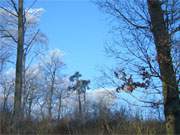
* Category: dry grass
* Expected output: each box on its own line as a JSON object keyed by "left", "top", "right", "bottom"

{"left": 0, "top": 108, "right": 166, "bottom": 135}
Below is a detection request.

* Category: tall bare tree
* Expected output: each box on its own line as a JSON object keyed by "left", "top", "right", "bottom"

{"left": 148, "top": 1, "right": 179, "bottom": 134}
{"left": 96, "top": 0, "right": 180, "bottom": 134}
{"left": 0, "top": 0, "right": 46, "bottom": 126}
{"left": 40, "top": 49, "right": 64, "bottom": 120}
{"left": 13, "top": 0, "right": 24, "bottom": 131}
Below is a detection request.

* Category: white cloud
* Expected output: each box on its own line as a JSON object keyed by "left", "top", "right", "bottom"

{"left": 86, "top": 88, "right": 117, "bottom": 106}
{"left": 25, "top": 8, "right": 45, "bottom": 24}
{"left": 48, "top": 48, "right": 65, "bottom": 58}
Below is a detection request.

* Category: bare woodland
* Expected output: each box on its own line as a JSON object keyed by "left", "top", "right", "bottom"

{"left": 0, "top": 0, "right": 179, "bottom": 134}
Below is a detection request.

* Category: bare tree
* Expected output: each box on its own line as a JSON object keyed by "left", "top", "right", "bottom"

{"left": 148, "top": 1, "right": 179, "bottom": 134}
{"left": 0, "top": 0, "right": 46, "bottom": 130}
{"left": 13, "top": 0, "right": 24, "bottom": 131}
{"left": 96, "top": 0, "right": 180, "bottom": 134}
{"left": 0, "top": 74, "right": 14, "bottom": 112}
{"left": 21, "top": 66, "right": 41, "bottom": 118}
{"left": 54, "top": 77, "right": 70, "bottom": 120}
{"left": 40, "top": 49, "right": 64, "bottom": 120}
{"left": 0, "top": 44, "right": 11, "bottom": 73}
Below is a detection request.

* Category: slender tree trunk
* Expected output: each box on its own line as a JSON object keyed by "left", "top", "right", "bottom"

{"left": 147, "top": 0, "right": 180, "bottom": 134}
{"left": 22, "top": 53, "right": 26, "bottom": 118}
{"left": 27, "top": 98, "right": 32, "bottom": 118}
{"left": 57, "top": 93, "right": 62, "bottom": 120}
{"left": 13, "top": 0, "right": 24, "bottom": 132}
{"left": 47, "top": 88, "right": 53, "bottom": 120}
{"left": 48, "top": 73, "right": 55, "bottom": 120}
{"left": 83, "top": 91, "right": 86, "bottom": 112}
{"left": 2, "top": 87, "right": 8, "bottom": 112}
{"left": 77, "top": 88, "right": 82, "bottom": 117}
{"left": 3, "top": 97, "right": 8, "bottom": 112}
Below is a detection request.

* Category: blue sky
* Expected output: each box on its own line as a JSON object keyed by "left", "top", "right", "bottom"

{"left": 34, "top": 0, "right": 114, "bottom": 87}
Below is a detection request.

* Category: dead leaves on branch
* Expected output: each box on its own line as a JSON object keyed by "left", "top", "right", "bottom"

{"left": 114, "top": 68, "right": 151, "bottom": 93}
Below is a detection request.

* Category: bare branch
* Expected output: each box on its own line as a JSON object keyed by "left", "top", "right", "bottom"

{"left": 0, "top": 5, "right": 18, "bottom": 17}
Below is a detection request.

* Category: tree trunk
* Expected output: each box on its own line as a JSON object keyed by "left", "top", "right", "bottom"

{"left": 83, "top": 92, "right": 86, "bottom": 113}
{"left": 13, "top": 0, "right": 24, "bottom": 132}
{"left": 48, "top": 72, "right": 55, "bottom": 120}
{"left": 2, "top": 87, "right": 8, "bottom": 112}
{"left": 47, "top": 88, "right": 53, "bottom": 120}
{"left": 22, "top": 52, "right": 26, "bottom": 118}
{"left": 57, "top": 93, "right": 62, "bottom": 120}
{"left": 78, "top": 88, "right": 82, "bottom": 117}
{"left": 147, "top": 0, "right": 180, "bottom": 134}
{"left": 27, "top": 98, "right": 33, "bottom": 118}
